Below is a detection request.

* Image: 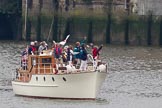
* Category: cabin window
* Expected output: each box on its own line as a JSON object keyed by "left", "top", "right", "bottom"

{"left": 42, "top": 58, "right": 51, "bottom": 66}
{"left": 52, "top": 77, "right": 55, "bottom": 82}
{"left": 36, "top": 77, "right": 38, "bottom": 81}
{"left": 63, "top": 77, "right": 66, "bottom": 82}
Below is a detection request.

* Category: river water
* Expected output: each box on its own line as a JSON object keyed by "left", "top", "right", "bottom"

{"left": 1, "top": 41, "right": 162, "bottom": 108}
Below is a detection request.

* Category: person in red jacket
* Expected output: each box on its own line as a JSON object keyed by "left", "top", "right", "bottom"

{"left": 92, "top": 44, "right": 103, "bottom": 60}
{"left": 91, "top": 44, "right": 103, "bottom": 70}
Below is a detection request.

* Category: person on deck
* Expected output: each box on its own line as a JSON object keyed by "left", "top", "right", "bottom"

{"left": 91, "top": 44, "right": 103, "bottom": 70}
{"left": 28, "top": 42, "right": 36, "bottom": 55}
{"left": 38, "top": 41, "right": 47, "bottom": 54}
{"left": 21, "top": 50, "right": 28, "bottom": 70}
{"left": 34, "top": 41, "right": 39, "bottom": 53}
{"left": 54, "top": 43, "right": 62, "bottom": 66}
{"left": 61, "top": 46, "right": 68, "bottom": 63}
{"left": 80, "top": 36, "right": 87, "bottom": 46}
{"left": 92, "top": 45, "right": 103, "bottom": 60}
{"left": 73, "top": 42, "right": 81, "bottom": 66}
{"left": 79, "top": 44, "right": 88, "bottom": 71}
{"left": 67, "top": 45, "right": 74, "bottom": 66}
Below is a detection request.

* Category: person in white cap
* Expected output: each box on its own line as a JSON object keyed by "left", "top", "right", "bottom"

{"left": 28, "top": 42, "right": 36, "bottom": 55}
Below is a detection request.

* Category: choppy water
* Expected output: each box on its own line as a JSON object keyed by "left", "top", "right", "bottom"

{"left": 1, "top": 41, "right": 162, "bottom": 108}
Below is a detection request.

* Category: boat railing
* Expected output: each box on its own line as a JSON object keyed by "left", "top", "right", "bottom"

{"left": 16, "top": 59, "right": 108, "bottom": 82}
{"left": 32, "top": 62, "right": 65, "bottom": 74}
{"left": 15, "top": 68, "right": 31, "bottom": 82}
{"left": 15, "top": 62, "right": 55, "bottom": 82}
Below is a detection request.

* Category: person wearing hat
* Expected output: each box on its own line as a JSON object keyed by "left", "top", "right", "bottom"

{"left": 28, "top": 41, "right": 36, "bottom": 55}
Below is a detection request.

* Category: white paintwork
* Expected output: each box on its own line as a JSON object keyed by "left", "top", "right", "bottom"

{"left": 12, "top": 71, "right": 107, "bottom": 99}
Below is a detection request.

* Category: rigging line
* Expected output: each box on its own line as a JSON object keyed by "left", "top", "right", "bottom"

{"left": 47, "top": 15, "right": 54, "bottom": 42}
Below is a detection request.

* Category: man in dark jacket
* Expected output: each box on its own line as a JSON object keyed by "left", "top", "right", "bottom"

{"left": 79, "top": 44, "right": 88, "bottom": 71}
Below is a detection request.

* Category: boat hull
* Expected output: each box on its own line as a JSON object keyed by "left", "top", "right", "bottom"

{"left": 12, "top": 72, "right": 107, "bottom": 99}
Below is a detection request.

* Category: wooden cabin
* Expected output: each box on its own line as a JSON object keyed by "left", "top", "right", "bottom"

{"left": 17, "top": 50, "right": 56, "bottom": 82}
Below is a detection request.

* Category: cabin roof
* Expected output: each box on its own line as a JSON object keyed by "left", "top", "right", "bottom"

{"left": 30, "top": 55, "right": 53, "bottom": 58}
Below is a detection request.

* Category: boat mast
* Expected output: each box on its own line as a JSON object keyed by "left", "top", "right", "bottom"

{"left": 24, "top": 0, "right": 28, "bottom": 39}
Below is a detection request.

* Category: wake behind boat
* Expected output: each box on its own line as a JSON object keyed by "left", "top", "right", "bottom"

{"left": 12, "top": 40, "right": 107, "bottom": 99}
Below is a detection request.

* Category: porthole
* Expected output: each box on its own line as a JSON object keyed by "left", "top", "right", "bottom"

{"left": 44, "top": 77, "right": 46, "bottom": 81}
{"left": 63, "top": 77, "right": 66, "bottom": 82}
{"left": 36, "top": 77, "right": 38, "bottom": 81}
{"left": 52, "top": 77, "right": 55, "bottom": 82}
